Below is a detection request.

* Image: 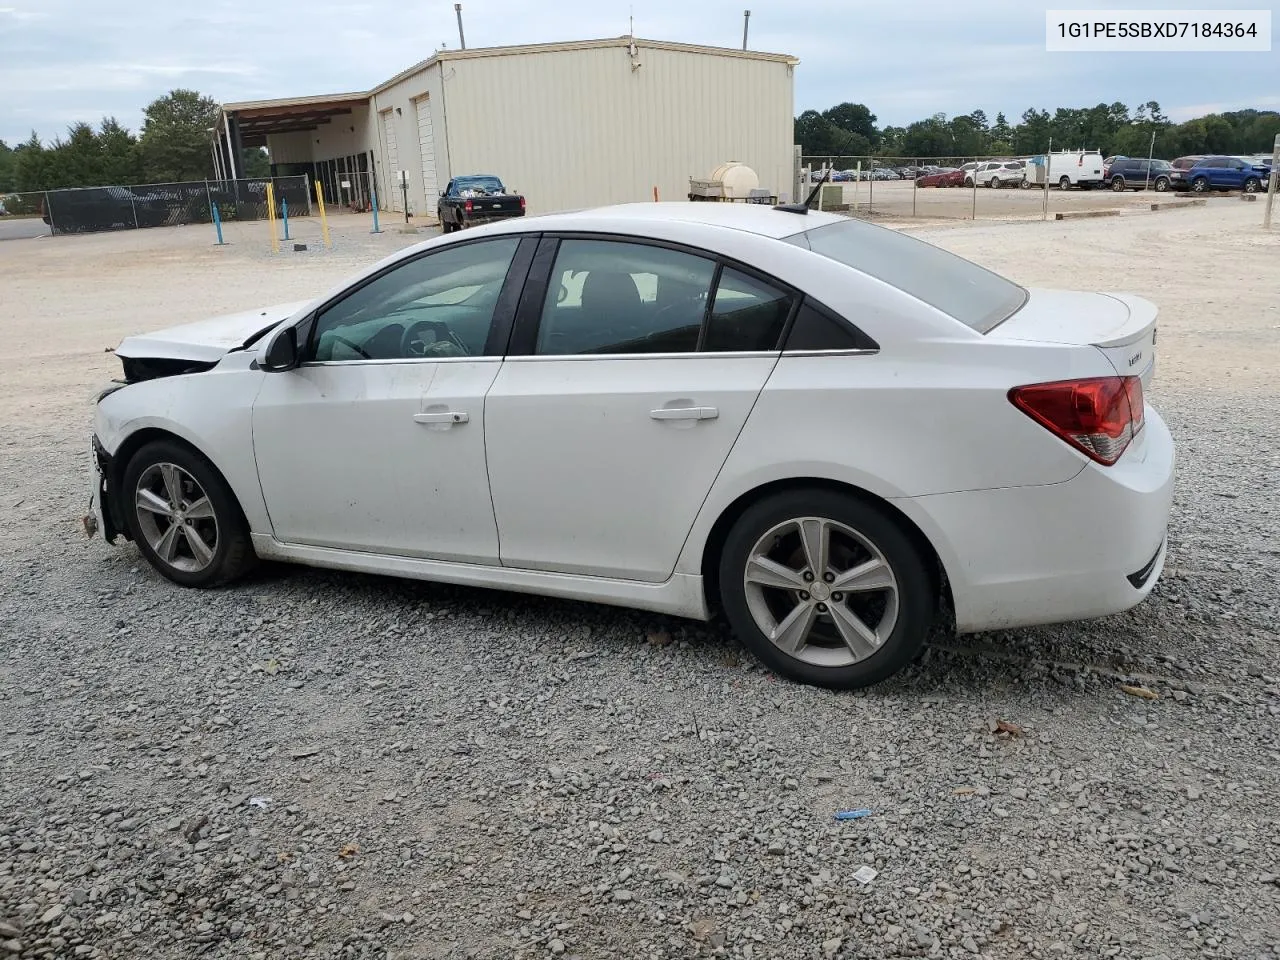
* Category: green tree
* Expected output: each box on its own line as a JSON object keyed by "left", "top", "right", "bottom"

{"left": 0, "top": 140, "right": 14, "bottom": 192}
{"left": 949, "top": 114, "right": 987, "bottom": 157}
{"left": 1013, "top": 109, "right": 1052, "bottom": 154}
{"left": 241, "top": 147, "right": 271, "bottom": 179}
{"left": 98, "top": 117, "right": 141, "bottom": 184}
{"left": 14, "top": 131, "right": 50, "bottom": 192}
{"left": 140, "top": 89, "right": 220, "bottom": 182}
{"left": 989, "top": 112, "right": 1013, "bottom": 152}
{"left": 901, "top": 114, "right": 954, "bottom": 159}
{"left": 821, "top": 102, "right": 879, "bottom": 147}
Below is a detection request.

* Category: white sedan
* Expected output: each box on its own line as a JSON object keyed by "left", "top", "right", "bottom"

{"left": 86, "top": 203, "right": 1174, "bottom": 690}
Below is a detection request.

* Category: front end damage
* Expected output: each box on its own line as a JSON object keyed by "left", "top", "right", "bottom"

{"left": 85, "top": 434, "right": 125, "bottom": 544}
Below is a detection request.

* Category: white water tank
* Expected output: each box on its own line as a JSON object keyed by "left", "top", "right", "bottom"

{"left": 710, "top": 161, "right": 760, "bottom": 199}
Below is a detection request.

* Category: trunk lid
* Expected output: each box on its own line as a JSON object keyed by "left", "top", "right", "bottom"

{"left": 986, "top": 287, "right": 1157, "bottom": 388}
{"left": 114, "top": 300, "right": 310, "bottom": 364}
{"left": 465, "top": 194, "right": 523, "bottom": 215}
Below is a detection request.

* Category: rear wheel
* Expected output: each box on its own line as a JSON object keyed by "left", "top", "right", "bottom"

{"left": 1191, "top": 176, "right": 1209, "bottom": 193}
{"left": 989, "top": 177, "right": 1000, "bottom": 189}
{"left": 1110, "top": 176, "right": 1126, "bottom": 192}
{"left": 1059, "top": 176, "right": 1072, "bottom": 191}
{"left": 1153, "top": 176, "right": 1170, "bottom": 192}
{"left": 718, "top": 490, "right": 935, "bottom": 690}
{"left": 122, "top": 440, "right": 256, "bottom": 588}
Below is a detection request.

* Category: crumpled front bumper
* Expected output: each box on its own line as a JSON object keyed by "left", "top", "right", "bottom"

{"left": 84, "top": 435, "right": 121, "bottom": 544}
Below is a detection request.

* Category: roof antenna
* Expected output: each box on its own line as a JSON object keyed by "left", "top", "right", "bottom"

{"left": 774, "top": 167, "right": 829, "bottom": 214}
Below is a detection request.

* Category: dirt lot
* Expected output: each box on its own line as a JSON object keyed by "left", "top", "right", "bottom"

{"left": 1, "top": 200, "right": 1278, "bottom": 960}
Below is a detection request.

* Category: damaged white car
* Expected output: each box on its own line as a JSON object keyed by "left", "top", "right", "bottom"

{"left": 87, "top": 202, "right": 1174, "bottom": 690}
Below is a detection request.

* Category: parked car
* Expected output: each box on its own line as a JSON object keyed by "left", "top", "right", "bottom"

{"left": 916, "top": 167, "right": 963, "bottom": 187}
{"left": 974, "top": 160, "right": 1025, "bottom": 188}
{"left": 1102, "top": 155, "right": 1125, "bottom": 177}
{"left": 1106, "top": 158, "right": 1174, "bottom": 192}
{"left": 85, "top": 202, "right": 1172, "bottom": 691}
{"left": 1169, "top": 156, "right": 1203, "bottom": 172}
{"left": 1170, "top": 155, "right": 1271, "bottom": 193}
{"left": 437, "top": 175, "right": 525, "bottom": 232}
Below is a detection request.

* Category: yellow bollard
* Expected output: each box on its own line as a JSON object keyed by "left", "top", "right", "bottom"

{"left": 266, "top": 181, "right": 279, "bottom": 253}
{"left": 315, "top": 179, "right": 331, "bottom": 248}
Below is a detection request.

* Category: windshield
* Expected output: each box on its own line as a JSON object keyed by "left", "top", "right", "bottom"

{"left": 453, "top": 176, "right": 505, "bottom": 195}
{"left": 787, "top": 218, "right": 1028, "bottom": 333}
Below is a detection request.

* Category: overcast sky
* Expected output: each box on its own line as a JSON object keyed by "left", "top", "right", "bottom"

{"left": 1, "top": 0, "right": 1275, "bottom": 145}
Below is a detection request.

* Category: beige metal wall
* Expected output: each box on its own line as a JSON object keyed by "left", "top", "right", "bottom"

{"left": 441, "top": 43, "right": 795, "bottom": 214}
{"left": 368, "top": 67, "right": 447, "bottom": 220}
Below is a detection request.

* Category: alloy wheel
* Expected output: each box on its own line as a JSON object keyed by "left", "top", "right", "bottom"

{"left": 134, "top": 462, "right": 220, "bottom": 573}
{"left": 742, "top": 516, "right": 899, "bottom": 668}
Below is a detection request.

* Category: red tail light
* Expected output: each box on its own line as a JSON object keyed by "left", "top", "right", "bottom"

{"left": 519, "top": 196, "right": 526, "bottom": 211}
{"left": 1009, "top": 376, "right": 1144, "bottom": 466}
{"left": 464, "top": 199, "right": 473, "bottom": 213}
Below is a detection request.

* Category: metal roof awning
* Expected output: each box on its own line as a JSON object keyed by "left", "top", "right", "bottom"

{"left": 222, "top": 93, "right": 368, "bottom": 147}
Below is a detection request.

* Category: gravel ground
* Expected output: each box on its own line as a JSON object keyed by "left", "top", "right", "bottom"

{"left": 2, "top": 202, "right": 1279, "bottom": 960}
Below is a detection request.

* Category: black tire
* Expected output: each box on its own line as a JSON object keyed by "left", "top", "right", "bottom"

{"left": 1059, "top": 176, "right": 1072, "bottom": 191}
{"left": 989, "top": 177, "right": 1000, "bottom": 189}
{"left": 121, "top": 439, "right": 256, "bottom": 588}
{"left": 717, "top": 489, "right": 935, "bottom": 690}
{"left": 1153, "top": 176, "right": 1170, "bottom": 192}
{"left": 1110, "top": 176, "right": 1126, "bottom": 192}
{"left": 1243, "top": 177, "right": 1261, "bottom": 194}
{"left": 1191, "top": 176, "right": 1209, "bottom": 193}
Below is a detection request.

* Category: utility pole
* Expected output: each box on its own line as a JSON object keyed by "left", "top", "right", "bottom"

{"left": 1264, "top": 133, "right": 1279, "bottom": 230}
{"left": 454, "top": 4, "right": 466, "bottom": 50}
{"left": 742, "top": 10, "right": 751, "bottom": 50}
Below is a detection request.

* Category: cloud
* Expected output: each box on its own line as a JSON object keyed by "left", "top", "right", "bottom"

{"left": 1, "top": 0, "right": 1275, "bottom": 145}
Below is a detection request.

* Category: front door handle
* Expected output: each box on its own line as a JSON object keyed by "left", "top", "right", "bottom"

{"left": 650, "top": 405, "right": 718, "bottom": 421}
{"left": 414, "top": 411, "right": 469, "bottom": 424}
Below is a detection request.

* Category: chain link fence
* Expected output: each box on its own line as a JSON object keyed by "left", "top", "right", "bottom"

{"left": 1, "top": 176, "right": 312, "bottom": 236}
{"left": 798, "top": 154, "right": 1170, "bottom": 221}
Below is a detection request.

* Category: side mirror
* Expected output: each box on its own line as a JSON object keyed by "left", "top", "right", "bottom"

{"left": 262, "top": 326, "right": 299, "bottom": 372}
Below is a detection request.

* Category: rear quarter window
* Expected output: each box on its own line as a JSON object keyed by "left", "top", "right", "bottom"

{"left": 787, "top": 219, "right": 1027, "bottom": 334}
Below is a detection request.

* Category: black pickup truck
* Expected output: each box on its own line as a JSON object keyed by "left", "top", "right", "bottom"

{"left": 437, "top": 175, "right": 525, "bottom": 232}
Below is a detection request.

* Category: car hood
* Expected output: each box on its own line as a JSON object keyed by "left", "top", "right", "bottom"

{"left": 113, "top": 300, "right": 311, "bottom": 363}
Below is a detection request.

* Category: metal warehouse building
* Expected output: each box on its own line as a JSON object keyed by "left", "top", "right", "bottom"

{"left": 215, "top": 36, "right": 798, "bottom": 220}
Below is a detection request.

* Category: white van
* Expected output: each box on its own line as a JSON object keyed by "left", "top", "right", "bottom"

{"left": 1042, "top": 149, "right": 1105, "bottom": 190}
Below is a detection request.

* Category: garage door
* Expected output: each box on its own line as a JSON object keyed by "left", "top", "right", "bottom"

{"left": 381, "top": 110, "right": 402, "bottom": 212}
{"left": 414, "top": 97, "right": 439, "bottom": 219}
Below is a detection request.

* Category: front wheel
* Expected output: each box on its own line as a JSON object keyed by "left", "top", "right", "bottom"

{"left": 1153, "top": 177, "right": 1170, "bottom": 192}
{"left": 989, "top": 177, "right": 1000, "bottom": 189}
{"left": 1243, "top": 177, "right": 1261, "bottom": 194}
{"left": 121, "top": 440, "right": 256, "bottom": 588}
{"left": 717, "top": 490, "right": 935, "bottom": 690}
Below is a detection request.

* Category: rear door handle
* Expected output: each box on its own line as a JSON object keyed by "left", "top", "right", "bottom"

{"left": 650, "top": 405, "right": 718, "bottom": 421}
{"left": 414, "top": 411, "right": 469, "bottom": 424}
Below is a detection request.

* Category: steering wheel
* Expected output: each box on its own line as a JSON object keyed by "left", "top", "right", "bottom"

{"left": 329, "top": 334, "right": 372, "bottom": 360}
{"left": 401, "top": 319, "right": 469, "bottom": 358}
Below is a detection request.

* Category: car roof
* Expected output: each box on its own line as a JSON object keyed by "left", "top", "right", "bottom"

{"left": 516, "top": 202, "right": 849, "bottom": 239}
